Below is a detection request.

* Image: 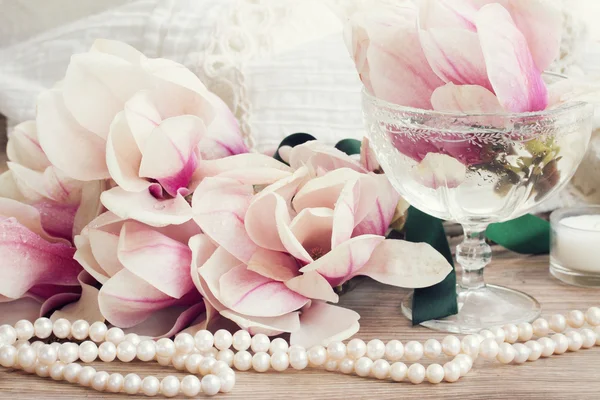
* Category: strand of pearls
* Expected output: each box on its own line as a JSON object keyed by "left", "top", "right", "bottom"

{"left": 0, "top": 307, "right": 598, "bottom": 394}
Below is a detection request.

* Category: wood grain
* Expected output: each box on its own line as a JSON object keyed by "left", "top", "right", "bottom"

{"left": 0, "top": 247, "right": 598, "bottom": 400}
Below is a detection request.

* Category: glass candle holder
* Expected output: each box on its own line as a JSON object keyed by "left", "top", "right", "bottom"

{"left": 550, "top": 206, "right": 600, "bottom": 287}
{"left": 362, "top": 74, "right": 594, "bottom": 333}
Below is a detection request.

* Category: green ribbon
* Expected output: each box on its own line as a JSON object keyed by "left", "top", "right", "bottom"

{"left": 273, "top": 133, "right": 316, "bottom": 164}
{"left": 486, "top": 214, "right": 550, "bottom": 255}
{"left": 334, "top": 139, "right": 362, "bottom": 156}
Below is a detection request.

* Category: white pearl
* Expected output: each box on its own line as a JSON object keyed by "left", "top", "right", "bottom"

{"left": 407, "top": 363, "right": 426, "bottom": 384}
{"left": 63, "top": 363, "right": 82, "bottom": 383}
{"left": 184, "top": 353, "right": 203, "bottom": 373}
{"left": 424, "top": 339, "right": 441, "bottom": 359}
{"left": 549, "top": 314, "right": 567, "bottom": 333}
{"left": 50, "top": 342, "right": 61, "bottom": 353}
{"left": 232, "top": 330, "right": 251, "bottom": 351}
{"left": 479, "top": 338, "right": 499, "bottom": 360}
{"left": 581, "top": 328, "right": 597, "bottom": 349}
{"left": 203, "top": 347, "right": 218, "bottom": 358}
{"left": 49, "top": 361, "right": 66, "bottom": 381}
{"left": 59, "top": 342, "right": 79, "bottom": 364}
{"left": 210, "top": 360, "right": 230, "bottom": 376}
{"left": 91, "top": 370, "right": 110, "bottom": 391}
{"left": 218, "top": 369, "right": 236, "bottom": 393}
{"left": 384, "top": 340, "right": 404, "bottom": 361}
{"left": 324, "top": 359, "right": 338, "bottom": 372}
{"left": 123, "top": 373, "right": 142, "bottom": 395}
{"left": 566, "top": 330, "right": 583, "bottom": 351}
{"left": 71, "top": 320, "right": 90, "bottom": 341}
{"left": 160, "top": 375, "right": 180, "bottom": 398}
{"left": 17, "top": 346, "right": 37, "bottom": 368}
{"left": 79, "top": 341, "right": 98, "bottom": 363}
{"left": 14, "top": 340, "right": 30, "bottom": 350}
{"left": 37, "top": 344, "right": 58, "bottom": 365}
{"left": 567, "top": 310, "right": 585, "bottom": 328}
{"left": 552, "top": 333, "right": 569, "bottom": 354}
{"left": 354, "top": 356, "right": 373, "bottom": 377}
{"left": 441, "top": 335, "right": 461, "bottom": 356}
{"left": 117, "top": 340, "right": 137, "bottom": 362}
{"left": 366, "top": 339, "right": 385, "bottom": 360}
{"left": 453, "top": 354, "right": 472, "bottom": 376}
{"left": 517, "top": 323, "right": 533, "bottom": 341}
{"left": 490, "top": 327, "right": 506, "bottom": 345}
{"left": 426, "top": 363, "right": 444, "bottom": 384}
{"left": 327, "top": 341, "right": 346, "bottom": 361}
{"left": 105, "top": 327, "right": 125, "bottom": 345}
{"left": 252, "top": 352, "right": 271, "bottom": 372}
{"left": 136, "top": 340, "right": 156, "bottom": 362}
{"left": 525, "top": 340, "right": 543, "bottom": 361}
{"left": 532, "top": 318, "right": 550, "bottom": 337}
{"left": 339, "top": 358, "right": 355, "bottom": 374}
{"left": 443, "top": 362, "right": 461, "bottom": 383}
{"left": 35, "top": 364, "right": 50, "bottom": 378}
{"left": 346, "top": 338, "right": 367, "bottom": 359}
{"left": 269, "top": 337, "right": 289, "bottom": 355}
{"left": 270, "top": 351, "right": 289, "bottom": 371}
{"left": 78, "top": 366, "right": 96, "bottom": 386}
{"left": 214, "top": 329, "right": 233, "bottom": 351}
{"left": 512, "top": 343, "right": 530, "bottom": 364}
{"left": 496, "top": 343, "right": 515, "bottom": 364}
{"left": 33, "top": 318, "right": 53, "bottom": 339}
{"left": 181, "top": 375, "right": 201, "bottom": 397}
{"left": 124, "top": 333, "right": 141, "bottom": 346}
{"left": 585, "top": 307, "right": 600, "bottom": 326}
{"left": 52, "top": 319, "right": 71, "bottom": 339}
{"left": 156, "top": 338, "right": 176, "bottom": 358}
{"left": 478, "top": 330, "right": 495, "bottom": 341}
{"left": 98, "top": 342, "right": 117, "bottom": 362}
{"left": 371, "top": 359, "right": 390, "bottom": 379}
{"left": 289, "top": 347, "right": 308, "bottom": 370}
{"left": 156, "top": 357, "right": 171, "bottom": 366}
{"left": 172, "top": 353, "right": 188, "bottom": 370}
{"left": 89, "top": 322, "right": 108, "bottom": 342}
{"left": 595, "top": 326, "right": 600, "bottom": 345}
{"left": 14, "top": 320, "right": 34, "bottom": 341}
{"left": 502, "top": 324, "right": 519, "bottom": 344}
{"left": 141, "top": 376, "right": 160, "bottom": 396}
{"left": 194, "top": 330, "right": 213, "bottom": 352}
{"left": 233, "top": 350, "right": 252, "bottom": 371}
{"left": 201, "top": 374, "right": 221, "bottom": 396}
{"left": 251, "top": 333, "right": 271, "bottom": 353}
{"left": 390, "top": 362, "right": 408, "bottom": 382}
{"left": 107, "top": 373, "right": 124, "bottom": 393}
{"left": 404, "top": 340, "right": 424, "bottom": 361}
{"left": 538, "top": 337, "right": 555, "bottom": 357}
{"left": 199, "top": 356, "right": 217, "bottom": 375}
{"left": 0, "top": 345, "right": 17, "bottom": 367}
{"left": 307, "top": 345, "right": 327, "bottom": 366}
{"left": 217, "top": 349, "right": 234, "bottom": 367}
{"left": 461, "top": 335, "right": 480, "bottom": 358}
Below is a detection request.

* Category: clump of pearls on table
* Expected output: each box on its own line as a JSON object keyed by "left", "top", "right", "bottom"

{"left": 0, "top": 307, "right": 599, "bottom": 396}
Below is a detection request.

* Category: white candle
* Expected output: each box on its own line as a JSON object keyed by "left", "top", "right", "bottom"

{"left": 552, "top": 215, "right": 600, "bottom": 273}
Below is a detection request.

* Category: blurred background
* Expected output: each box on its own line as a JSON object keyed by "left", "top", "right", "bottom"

{"left": 1, "top": 0, "right": 599, "bottom": 208}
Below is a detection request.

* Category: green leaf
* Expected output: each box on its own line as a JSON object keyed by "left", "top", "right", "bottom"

{"left": 272, "top": 133, "right": 317, "bottom": 164}
{"left": 403, "top": 207, "right": 457, "bottom": 325}
{"left": 335, "top": 139, "right": 362, "bottom": 156}
{"left": 486, "top": 214, "right": 550, "bottom": 254}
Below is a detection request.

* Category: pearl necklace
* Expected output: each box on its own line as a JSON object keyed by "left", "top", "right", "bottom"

{"left": 0, "top": 307, "right": 599, "bottom": 396}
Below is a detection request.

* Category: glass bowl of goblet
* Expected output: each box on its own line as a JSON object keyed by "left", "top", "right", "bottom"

{"left": 362, "top": 81, "right": 594, "bottom": 334}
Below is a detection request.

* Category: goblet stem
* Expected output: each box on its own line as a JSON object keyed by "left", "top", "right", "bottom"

{"left": 456, "top": 225, "right": 491, "bottom": 290}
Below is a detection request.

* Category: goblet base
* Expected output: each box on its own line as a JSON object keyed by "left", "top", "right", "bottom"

{"left": 401, "top": 284, "right": 541, "bottom": 334}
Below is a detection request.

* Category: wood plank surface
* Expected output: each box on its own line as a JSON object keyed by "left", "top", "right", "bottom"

{"left": 0, "top": 247, "right": 599, "bottom": 400}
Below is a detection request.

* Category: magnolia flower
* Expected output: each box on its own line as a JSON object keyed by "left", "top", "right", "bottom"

{"left": 0, "top": 198, "right": 83, "bottom": 324}
{"left": 0, "top": 121, "right": 104, "bottom": 241}
{"left": 36, "top": 39, "right": 248, "bottom": 227}
{"left": 72, "top": 212, "right": 209, "bottom": 337}
{"left": 191, "top": 142, "right": 452, "bottom": 346}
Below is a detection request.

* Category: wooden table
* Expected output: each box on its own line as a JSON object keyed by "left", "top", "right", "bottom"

{"left": 0, "top": 247, "right": 598, "bottom": 400}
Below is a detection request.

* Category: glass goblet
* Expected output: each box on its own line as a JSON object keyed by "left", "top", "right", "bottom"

{"left": 362, "top": 86, "right": 593, "bottom": 334}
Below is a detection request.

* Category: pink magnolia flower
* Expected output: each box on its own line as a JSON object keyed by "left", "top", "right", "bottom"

{"left": 0, "top": 198, "right": 83, "bottom": 324}
{"left": 35, "top": 39, "right": 248, "bottom": 227}
{"left": 191, "top": 143, "right": 452, "bottom": 346}
{"left": 69, "top": 212, "right": 210, "bottom": 337}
